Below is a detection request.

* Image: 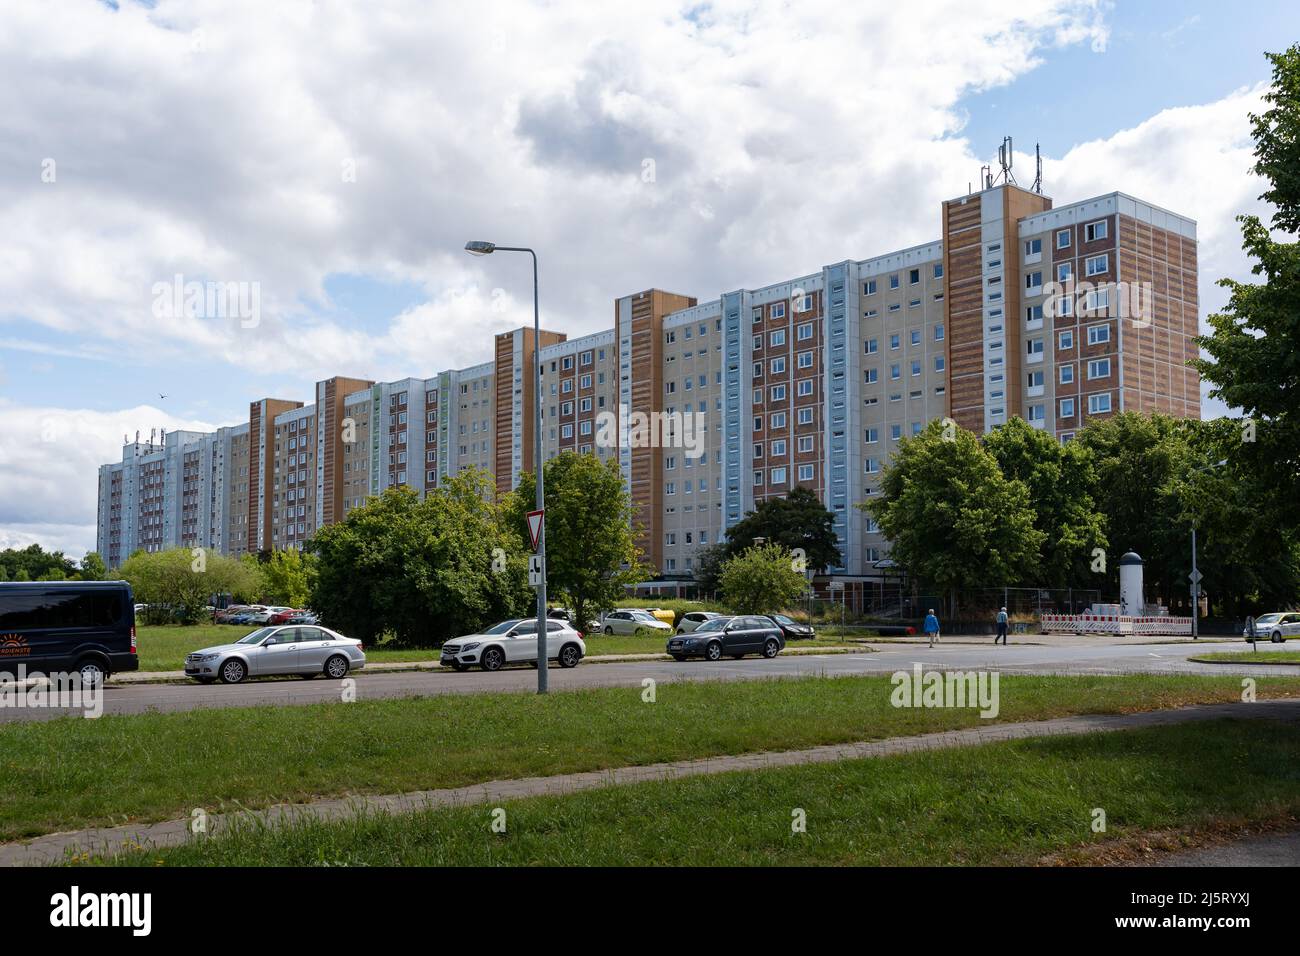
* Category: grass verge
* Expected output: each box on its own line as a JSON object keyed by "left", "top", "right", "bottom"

{"left": 83, "top": 719, "right": 1300, "bottom": 866}
{"left": 1191, "top": 650, "right": 1300, "bottom": 665}
{"left": 3, "top": 674, "right": 1298, "bottom": 843}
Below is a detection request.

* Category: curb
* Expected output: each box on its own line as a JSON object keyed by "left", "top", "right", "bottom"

{"left": 1188, "top": 656, "right": 1300, "bottom": 667}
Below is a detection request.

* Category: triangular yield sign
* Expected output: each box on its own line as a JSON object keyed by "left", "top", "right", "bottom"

{"left": 526, "top": 509, "right": 544, "bottom": 551}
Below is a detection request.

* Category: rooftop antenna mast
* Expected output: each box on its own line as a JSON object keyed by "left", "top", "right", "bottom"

{"left": 1032, "top": 142, "right": 1043, "bottom": 194}
{"left": 992, "top": 135, "right": 1016, "bottom": 186}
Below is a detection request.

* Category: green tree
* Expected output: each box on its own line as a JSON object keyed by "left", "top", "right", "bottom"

{"left": 79, "top": 551, "right": 107, "bottom": 581}
{"left": 259, "top": 549, "right": 315, "bottom": 607}
{"left": 723, "top": 486, "right": 842, "bottom": 572}
{"left": 982, "top": 417, "right": 1107, "bottom": 588}
{"left": 1164, "top": 417, "right": 1300, "bottom": 617}
{"left": 718, "top": 542, "right": 809, "bottom": 614}
{"left": 862, "top": 420, "right": 1044, "bottom": 613}
{"left": 1195, "top": 45, "right": 1300, "bottom": 525}
{"left": 692, "top": 541, "right": 730, "bottom": 597}
{"left": 505, "top": 453, "right": 650, "bottom": 633}
{"left": 309, "top": 471, "right": 531, "bottom": 646}
{"left": 1075, "top": 413, "right": 1195, "bottom": 607}
{"left": 0, "top": 544, "right": 76, "bottom": 581}
{"left": 114, "top": 548, "right": 257, "bottom": 624}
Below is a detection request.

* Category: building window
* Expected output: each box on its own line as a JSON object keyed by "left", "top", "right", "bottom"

{"left": 1057, "top": 229, "right": 1071, "bottom": 249}
{"left": 1085, "top": 219, "right": 1108, "bottom": 242}
{"left": 1086, "top": 254, "right": 1108, "bottom": 276}
{"left": 1060, "top": 397, "right": 1076, "bottom": 418}
{"left": 1087, "top": 323, "right": 1111, "bottom": 346}
{"left": 1060, "top": 364, "right": 1074, "bottom": 384}
{"left": 1088, "top": 393, "right": 1112, "bottom": 414}
{"left": 1087, "top": 358, "right": 1111, "bottom": 380}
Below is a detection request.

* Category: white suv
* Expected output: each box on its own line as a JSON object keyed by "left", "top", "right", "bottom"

{"left": 441, "top": 618, "right": 586, "bottom": 672}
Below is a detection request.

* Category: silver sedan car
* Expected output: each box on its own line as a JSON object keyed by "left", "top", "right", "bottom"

{"left": 184, "top": 624, "right": 366, "bottom": 684}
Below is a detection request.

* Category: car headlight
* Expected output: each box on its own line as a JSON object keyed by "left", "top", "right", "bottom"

{"left": 195, "top": 653, "right": 219, "bottom": 662}
{"left": 460, "top": 642, "right": 480, "bottom": 652}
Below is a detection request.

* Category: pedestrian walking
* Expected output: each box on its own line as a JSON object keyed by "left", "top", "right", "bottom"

{"left": 995, "top": 606, "right": 1008, "bottom": 645}
{"left": 923, "top": 608, "right": 940, "bottom": 648}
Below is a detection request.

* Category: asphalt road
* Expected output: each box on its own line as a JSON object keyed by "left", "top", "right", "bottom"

{"left": 1, "top": 638, "right": 1295, "bottom": 723}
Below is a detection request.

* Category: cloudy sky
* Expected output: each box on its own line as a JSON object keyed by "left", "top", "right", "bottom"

{"left": 0, "top": 0, "right": 1295, "bottom": 558}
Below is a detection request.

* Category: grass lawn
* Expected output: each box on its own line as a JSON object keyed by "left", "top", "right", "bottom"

{"left": 85, "top": 719, "right": 1300, "bottom": 866}
{"left": 3, "top": 673, "right": 1299, "bottom": 843}
{"left": 1192, "top": 650, "right": 1300, "bottom": 664}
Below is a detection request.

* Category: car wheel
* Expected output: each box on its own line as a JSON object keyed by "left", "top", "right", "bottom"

{"left": 558, "top": 643, "right": 581, "bottom": 668}
{"left": 75, "top": 656, "right": 108, "bottom": 687}
{"left": 1272, "top": 631, "right": 1285, "bottom": 644}
{"left": 705, "top": 641, "right": 722, "bottom": 662}
{"left": 480, "top": 647, "right": 505, "bottom": 672}
{"left": 324, "top": 655, "right": 350, "bottom": 679}
{"left": 220, "top": 658, "right": 247, "bottom": 684}
{"left": 604, "top": 625, "right": 614, "bottom": 635}
{"left": 762, "top": 638, "right": 780, "bottom": 659}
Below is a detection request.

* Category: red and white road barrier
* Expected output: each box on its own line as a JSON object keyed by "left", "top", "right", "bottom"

{"left": 1040, "top": 614, "right": 1193, "bottom": 636}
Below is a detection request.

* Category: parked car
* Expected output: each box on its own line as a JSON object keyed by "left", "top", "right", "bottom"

{"left": 214, "top": 605, "right": 250, "bottom": 624}
{"left": 184, "top": 624, "right": 365, "bottom": 683}
{"left": 601, "top": 610, "right": 673, "bottom": 635}
{"left": 676, "top": 611, "right": 724, "bottom": 634}
{"left": 227, "top": 607, "right": 263, "bottom": 625}
{"left": 267, "top": 608, "right": 300, "bottom": 625}
{"left": 635, "top": 607, "right": 677, "bottom": 626}
{"left": 767, "top": 613, "right": 816, "bottom": 640}
{"left": 666, "top": 615, "right": 784, "bottom": 661}
{"left": 0, "top": 581, "right": 139, "bottom": 685}
{"left": 286, "top": 610, "right": 319, "bottom": 625}
{"left": 250, "top": 606, "right": 292, "bottom": 624}
{"left": 1244, "top": 612, "right": 1300, "bottom": 643}
{"left": 440, "top": 619, "right": 585, "bottom": 672}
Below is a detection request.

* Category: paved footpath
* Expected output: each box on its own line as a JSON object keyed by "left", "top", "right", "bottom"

{"left": 6, "top": 697, "right": 1298, "bottom": 866}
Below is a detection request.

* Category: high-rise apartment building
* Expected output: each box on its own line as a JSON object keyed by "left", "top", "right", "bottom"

{"left": 98, "top": 183, "right": 1200, "bottom": 597}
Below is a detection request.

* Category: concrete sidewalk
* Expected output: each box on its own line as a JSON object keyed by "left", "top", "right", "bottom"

{"left": 110, "top": 644, "right": 871, "bottom": 684}
{"left": 8, "top": 697, "right": 1298, "bottom": 866}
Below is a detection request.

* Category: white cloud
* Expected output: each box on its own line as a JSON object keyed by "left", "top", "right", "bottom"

{"left": 0, "top": 400, "right": 218, "bottom": 557}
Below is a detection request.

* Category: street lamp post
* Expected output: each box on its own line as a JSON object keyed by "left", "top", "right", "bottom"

{"left": 465, "top": 240, "right": 548, "bottom": 693}
{"left": 1187, "top": 459, "right": 1227, "bottom": 641}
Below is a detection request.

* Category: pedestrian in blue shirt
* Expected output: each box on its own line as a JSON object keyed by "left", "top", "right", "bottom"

{"left": 923, "top": 609, "right": 940, "bottom": 648}
{"left": 995, "top": 607, "right": 1009, "bottom": 645}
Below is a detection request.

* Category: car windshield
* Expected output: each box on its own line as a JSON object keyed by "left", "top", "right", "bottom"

{"left": 631, "top": 612, "right": 656, "bottom": 620}
{"left": 484, "top": 620, "right": 522, "bottom": 635}
{"left": 237, "top": 627, "right": 276, "bottom": 645}
{"left": 695, "top": 618, "right": 729, "bottom": 632}
{"left": 773, "top": 615, "right": 795, "bottom": 626}
{"left": 1255, "top": 614, "right": 1282, "bottom": 625}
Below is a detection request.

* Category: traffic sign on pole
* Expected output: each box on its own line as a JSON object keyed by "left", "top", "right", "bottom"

{"left": 526, "top": 509, "right": 544, "bottom": 552}
{"left": 528, "top": 554, "right": 543, "bottom": 587}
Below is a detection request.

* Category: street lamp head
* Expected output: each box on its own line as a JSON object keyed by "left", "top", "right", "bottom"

{"left": 464, "top": 240, "right": 496, "bottom": 256}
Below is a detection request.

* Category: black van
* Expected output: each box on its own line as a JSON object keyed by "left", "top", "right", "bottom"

{"left": 0, "top": 581, "right": 138, "bottom": 684}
